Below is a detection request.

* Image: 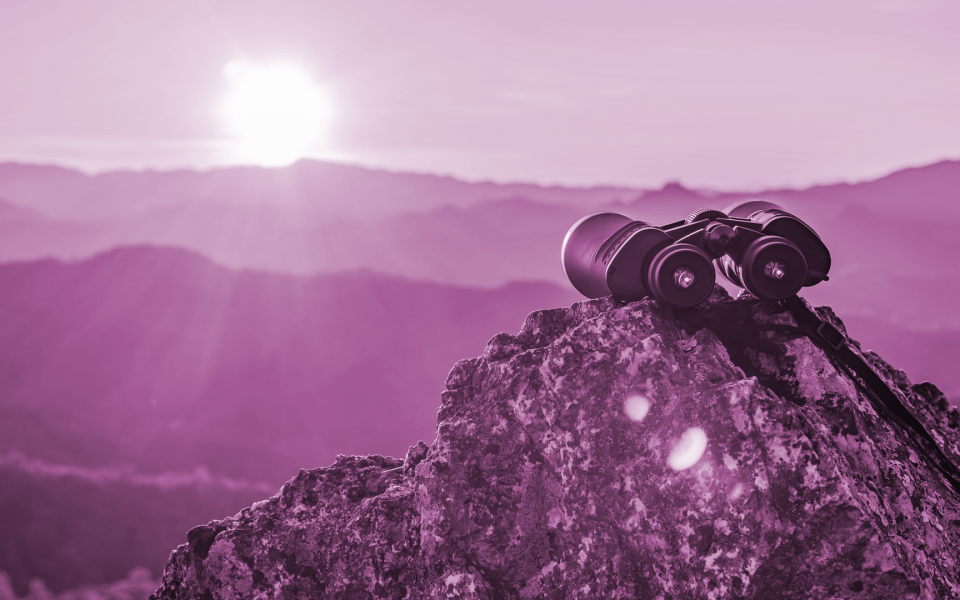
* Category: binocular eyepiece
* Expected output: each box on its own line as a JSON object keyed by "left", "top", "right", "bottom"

{"left": 562, "top": 201, "right": 830, "bottom": 307}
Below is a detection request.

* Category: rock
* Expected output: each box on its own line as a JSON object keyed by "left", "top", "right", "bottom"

{"left": 151, "top": 287, "right": 960, "bottom": 599}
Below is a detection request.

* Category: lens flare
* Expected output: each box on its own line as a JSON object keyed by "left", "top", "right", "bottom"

{"left": 764, "top": 261, "right": 786, "bottom": 280}
{"left": 667, "top": 427, "right": 708, "bottom": 470}
{"left": 673, "top": 267, "right": 696, "bottom": 289}
{"left": 729, "top": 482, "right": 744, "bottom": 500}
{"left": 624, "top": 395, "right": 651, "bottom": 422}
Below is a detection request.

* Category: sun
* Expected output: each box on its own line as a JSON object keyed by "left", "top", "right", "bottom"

{"left": 222, "top": 61, "right": 333, "bottom": 166}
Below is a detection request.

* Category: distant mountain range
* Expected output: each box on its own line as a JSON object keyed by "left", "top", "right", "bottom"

{"left": 0, "top": 450, "right": 263, "bottom": 596}
{"left": 1, "top": 157, "right": 957, "bottom": 374}
{"left": 0, "top": 160, "right": 633, "bottom": 220}
{"left": 0, "top": 246, "right": 581, "bottom": 593}
{"left": 0, "top": 247, "right": 581, "bottom": 482}
{"left": 1, "top": 158, "right": 958, "bottom": 592}
{"left": 0, "top": 161, "right": 630, "bottom": 285}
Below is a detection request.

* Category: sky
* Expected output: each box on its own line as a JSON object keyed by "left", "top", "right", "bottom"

{"left": 1, "top": 0, "right": 958, "bottom": 189}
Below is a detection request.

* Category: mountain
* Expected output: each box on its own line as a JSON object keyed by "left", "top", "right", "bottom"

{"left": 0, "top": 161, "right": 637, "bottom": 222}
{"left": 0, "top": 160, "right": 637, "bottom": 281}
{"left": 0, "top": 197, "right": 44, "bottom": 221}
{"left": 837, "top": 315, "right": 960, "bottom": 402}
{"left": 0, "top": 247, "right": 581, "bottom": 481}
{"left": 0, "top": 246, "right": 583, "bottom": 593}
{"left": 749, "top": 159, "right": 960, "bottom": 223}
{"left": 2, "top": 154, "right": 959, "bottom": 591}
{"left": 1, "top": 159, "right": 958, "bottom": 397}
{"left": 0, "top": 452, "right": 264, "bottom": 596}
{"left": 150, "top": 290, "right": 960, "bottom": 599}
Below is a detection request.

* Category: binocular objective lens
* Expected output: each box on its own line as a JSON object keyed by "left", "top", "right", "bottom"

{"left": 764, "top": 261, "right": 787, "bottom": 280}
{"left": 673, "top": 267, "right": 696, "bottom": 289}
{"left": 647, "top": 244, "right": 715, "bottom": 307}
{"left": 740, "top": 236, "right": 806, "bottom": 301}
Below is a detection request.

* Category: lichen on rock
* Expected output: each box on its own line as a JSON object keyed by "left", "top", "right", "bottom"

{"left": 152, "top": 286, "right": 960, "bottom": 599}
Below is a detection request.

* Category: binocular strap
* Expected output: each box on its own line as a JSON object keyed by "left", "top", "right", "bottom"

{"left": 780, "top": 295, "right": 960, "bottom": 498}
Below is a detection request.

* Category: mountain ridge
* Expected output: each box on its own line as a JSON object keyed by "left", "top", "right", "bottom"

{"left": 0, "top": 244, "right": 582, "bottom": 593}
{"left": 0, "top": 244, "right": 583, "bottom": 481}
{"left": 0, "top": 159, "right": 641, "bottom": 221}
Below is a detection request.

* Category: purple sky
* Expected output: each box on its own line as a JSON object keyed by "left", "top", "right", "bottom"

{"left": 1, "top": 0, "right": 958, "bottom": 189}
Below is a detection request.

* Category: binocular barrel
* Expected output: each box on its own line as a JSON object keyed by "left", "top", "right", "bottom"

{"left": 562, "top": 201, "right": 830, "bottom": 306}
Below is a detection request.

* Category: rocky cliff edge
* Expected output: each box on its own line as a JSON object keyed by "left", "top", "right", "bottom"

{"left": 151, "top": 287, "right": 960, "bottom": 599}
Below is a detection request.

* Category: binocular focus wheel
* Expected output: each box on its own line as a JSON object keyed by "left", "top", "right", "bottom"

{"left": 684, "top": 208, "right": 727, "bottom": 224}
{"left": 646, "top": 243, "right": 715, "bottom": 307}
{"left": 740, "top": 236, "right": 807, "bottom": 301}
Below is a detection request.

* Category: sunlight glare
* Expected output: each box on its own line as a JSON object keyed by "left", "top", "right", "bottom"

{"left": 729, "top": 482, "right": 744, "bottom": 500}
{"left": 222, "top": 61, "right": 332, "bottom": 165}
{"left": 667, "top": 427, "right": 708, "bottom": 471}
{"left": 624, "top": 395, "right": 651, "bottom": 422}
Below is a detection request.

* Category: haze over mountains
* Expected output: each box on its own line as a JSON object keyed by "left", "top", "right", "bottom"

{"left": 0, "top": 248, "right": 581, "bottom": 481}
{"left": 1, "top": 158, "right": 958, "bottom": 594}
{"left": 1, "top": 158, "right": 957, "bottom": 425}
{"left": 0, "top": 248, "right": 580, "bottom": 593}
{"left": 1, "top": 158, "right": 958, "bottom": 368}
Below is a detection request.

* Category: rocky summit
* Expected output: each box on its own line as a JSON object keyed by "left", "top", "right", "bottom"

{"left": 151, "top": 287, "right": 960, "bottom": 599}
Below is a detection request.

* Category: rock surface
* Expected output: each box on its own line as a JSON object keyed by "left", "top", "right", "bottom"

{"left": 151, "top": 287, "right": 960, "bottom": 599}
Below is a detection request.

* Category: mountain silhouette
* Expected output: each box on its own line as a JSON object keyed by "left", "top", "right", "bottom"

{"left": 0, "top": 246, "right": 580, "bottom": 482}
{"left": 0, "top": 159, "right": 958, "bottom": 399}
{"left": 2, "top": 158, "right": 959, "bottom": 592}
{"left": 0, "top": 246, "right": 583, "bottom": 592}
{"left": 0, "top": 160, "right": 634, "bottom": 222}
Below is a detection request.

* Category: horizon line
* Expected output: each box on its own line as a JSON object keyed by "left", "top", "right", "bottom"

{"left": 2, "top": 154, "right": 958, "bottom": 196}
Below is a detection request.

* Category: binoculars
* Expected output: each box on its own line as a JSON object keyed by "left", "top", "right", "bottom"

{"left": 562, "top": 200, "right": 831, "bottom": 307}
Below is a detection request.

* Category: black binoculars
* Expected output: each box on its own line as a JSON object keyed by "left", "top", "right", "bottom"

{"left": 562, "top": 201, "right": 831, "bottom": 307}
